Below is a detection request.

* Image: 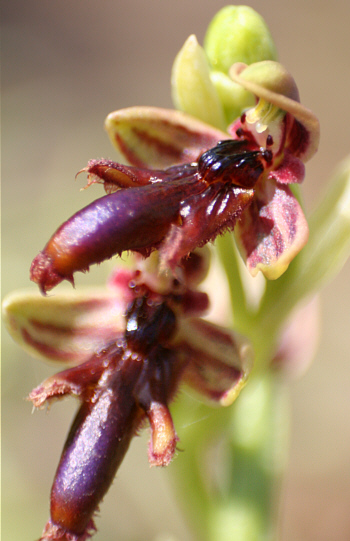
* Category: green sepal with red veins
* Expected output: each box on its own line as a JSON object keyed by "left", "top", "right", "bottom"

{"left": 175, "top": 318, "right": 254, "bottom": 406}
{"left": 2, "top": 286, "right": 130, "bottom": 365}
{"left": 104, "top": 106, "right": 227, "bottom": 168}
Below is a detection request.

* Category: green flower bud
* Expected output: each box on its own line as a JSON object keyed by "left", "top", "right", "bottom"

{"left": 204, "top": 6, "right": 277, "bottom": 74}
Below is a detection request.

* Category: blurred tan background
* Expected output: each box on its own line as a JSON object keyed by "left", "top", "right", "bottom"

{"left": 2, "top": 1, "right": 350, "bottom": 540}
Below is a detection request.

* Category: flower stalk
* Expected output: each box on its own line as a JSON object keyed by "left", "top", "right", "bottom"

{"left": 170, "top": 373, "right": 289, "bottom": 541}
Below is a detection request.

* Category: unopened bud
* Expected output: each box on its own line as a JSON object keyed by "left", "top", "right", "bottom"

{"left": 204, "top": 6, "right": 277, "bottom": 74}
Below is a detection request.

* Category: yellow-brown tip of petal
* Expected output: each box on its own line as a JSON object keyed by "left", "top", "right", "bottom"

{"left": 147, "top": 402, "right": 179, "bottom": 467}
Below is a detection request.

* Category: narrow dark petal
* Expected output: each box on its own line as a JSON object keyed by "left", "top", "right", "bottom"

{"left": 29, "top": 353, "right": 115, "bottom": 407}
{"left": 49, "top": 352, "right": 144, "bottom": 538}
{"left": 147, "top": 401, "right": 179, "bottom": 466}
{"left": 30, "top": 177, "right": 203, "bottom": 293}
{"left": 82, "top": 159, "right": 198, "bottom": 194}
{"left": 134, "top": 346, "right": 182, "bottom": 467}
{"left": 285, "top": 116, "right": 311, "bottom": 160}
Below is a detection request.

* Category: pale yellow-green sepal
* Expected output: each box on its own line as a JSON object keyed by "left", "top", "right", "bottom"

{"left": 171, "top": 35, "right": 226, "bottom": 130}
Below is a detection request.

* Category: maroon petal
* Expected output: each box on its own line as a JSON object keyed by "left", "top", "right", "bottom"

{"left": 235, "top": 178, "right": 309, "bottom": 279}
{"left": 29, "top": 354, "right": 112, "bottom": 407}
{"left": 268, "top": 149, "right": 305, "bottom": 184}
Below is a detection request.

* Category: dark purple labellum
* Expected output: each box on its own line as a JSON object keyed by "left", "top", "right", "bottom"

{"left": 30, "top": 176, "right": 202, "bottom": 293}
{"left": 49, "top": 352, "right": 144, "bottom": 537}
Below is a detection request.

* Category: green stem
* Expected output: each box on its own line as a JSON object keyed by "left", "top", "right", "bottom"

{"left": 207, "top": 373, "right": 289, "bottom": 541}
{"left": 170, "top": 373, "right": 289, "bottom": 541}
{"left": 216, "top": 233, "right": 279, "bottom": 372}
{"left": 216, "top": 233, "right": 252, "bottom": 333}
{"left": 170, "top": 396, "right": 231, "bottom": 541}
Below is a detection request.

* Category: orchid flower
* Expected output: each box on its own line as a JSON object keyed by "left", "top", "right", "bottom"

{"left": 3, "top": 250, "right": 253, "bottom": 540}
{"left": 29, "top": 58, "right": 319, "bottom": 296}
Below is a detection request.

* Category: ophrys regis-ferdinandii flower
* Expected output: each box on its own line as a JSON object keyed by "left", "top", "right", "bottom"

{"left": 30, "top": 60, "right": 319, "bottom": 295}
{"left": 3, "top": 251, "right": 253, "bottom": 541}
